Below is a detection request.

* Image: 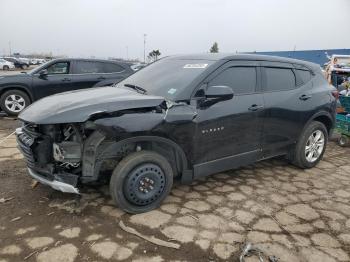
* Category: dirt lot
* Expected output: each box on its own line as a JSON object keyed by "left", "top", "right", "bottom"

{"left": 1, "top": 116, "right": 350, "bottom": 262}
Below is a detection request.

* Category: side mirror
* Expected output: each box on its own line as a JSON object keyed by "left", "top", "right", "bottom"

{"left": 205, "top": 85, "right": 234, "bottom": 100}
{"left": 39, "top": 69, "right": 48, "bottom": 77}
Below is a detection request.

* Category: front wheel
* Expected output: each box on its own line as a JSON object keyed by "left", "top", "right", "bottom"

{"left": 3, "top": 65, "right": 9, "bottom": 70}
{"left": 110, "top": 151, "right": 173, "bottom": 214}
{"left": 290, "top": 121, "right": 328, "bottom": 169}
{"left": 0, "top": 90, "right": 30, "bottom": 116}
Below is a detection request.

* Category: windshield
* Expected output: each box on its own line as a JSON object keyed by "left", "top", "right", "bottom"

{"left": 117, "top": 58, "right": 214, "bottom": 100}
{"left": 27, "top": 60, "right": 52, "bottom": 74}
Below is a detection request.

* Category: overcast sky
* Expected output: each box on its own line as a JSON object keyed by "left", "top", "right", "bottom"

{"left": 0, "top": 0, "right": 349, "bottom": 60}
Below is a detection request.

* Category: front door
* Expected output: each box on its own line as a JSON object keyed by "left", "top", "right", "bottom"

{"left": 192, "top": 61, "right": 264, "bottom": 177}
{"left": 32, "top": 61, "right": 72, "bottom": 99}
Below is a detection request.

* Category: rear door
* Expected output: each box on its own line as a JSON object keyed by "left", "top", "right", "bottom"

{"left": 97, "top": 62, "right": 132, "bottom": 86}
{"left": 69, "top": 60, "right": 106, "bottom": 90}
{"left": 32, "top": 61, "right": 72, "bottom": 99}
{"left": 261, "top": 62, "right": 313, "bottom": 157}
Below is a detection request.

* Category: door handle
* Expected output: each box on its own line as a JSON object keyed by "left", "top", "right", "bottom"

{"left": 62, "top": 78, "right": 71, "bottom": 82}
{"left": 248, "top": 104, "right": 264, "bottom": 111}
{"left": 299, "top": 94, "right": 312, "bottom": 101}
{"left": 97, "top": 76, "right": 106, "bottom": 80}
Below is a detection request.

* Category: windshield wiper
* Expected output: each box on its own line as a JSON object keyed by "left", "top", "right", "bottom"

{"left": 124, "top": 84, "right": 147, "bottom": 94}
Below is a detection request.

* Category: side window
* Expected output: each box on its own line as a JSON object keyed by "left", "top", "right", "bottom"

{"left": 264, "top": 67, "right": 296, "bottom": 92}
{"left": 209, "top": 67, "right": 257, "bottom": 95}
{"left": 74, "top": 61, "right": 105, "bottom": 74}
{"left": 46, "top": 62, "right": 70, "bottom": 74}
{"left": 296, "top": 69, "right": 312, "bottom": 84}
{"left": 103, "top": 63, "right": 125, "bottom": 73}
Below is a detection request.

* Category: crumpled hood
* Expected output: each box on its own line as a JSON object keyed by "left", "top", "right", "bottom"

{"left": 19, "top": 86, "right": 165, "bottom": 124}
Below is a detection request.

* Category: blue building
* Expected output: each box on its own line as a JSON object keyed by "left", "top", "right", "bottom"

{"left": 251, "top": 49, "right": 350, "bottom": 66}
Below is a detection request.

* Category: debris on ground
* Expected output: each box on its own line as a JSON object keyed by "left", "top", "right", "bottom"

{"left": 10, "top": 216, "right": 21, "bottom": 222}
{"left": 31, "top": 180, "right": 39, "bottom": 189}
{"left": 239, "top": 242, "right": 279, "bottom": 262}
{"left": 119, "top": 220, "right": 180, "bottom": 249}
{"left": 24, "top": 250, "right": 38, "bottom": 260}
{"left": 0, "top": 197, "right": 14, "bottom": 203}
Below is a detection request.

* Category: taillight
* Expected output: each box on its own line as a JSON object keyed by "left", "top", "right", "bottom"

{"left": 332, "top": 90, "right": 339, "bottom": 100}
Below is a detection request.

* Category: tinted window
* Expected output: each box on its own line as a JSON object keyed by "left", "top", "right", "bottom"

{"left": 46, "top": 62, "right": 70, "bottom": 74}
{"left": 209, "top": 67, "right": 257, "bottom": 94}
{"left": 75, "top": 61, "right": 105, "bottom": 74}
{"left": 296, "top": 69, "right": 311, "bottom": 84}
{"left": 103, "top": 63, "right": 125, "bottom": 73}
{"left": 264, "top": 67, "right": 296, "bottom": 91}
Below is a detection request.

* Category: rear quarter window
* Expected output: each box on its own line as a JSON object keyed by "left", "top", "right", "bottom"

{"left": 296, "top": 69, "right": 312, "bottom": 84}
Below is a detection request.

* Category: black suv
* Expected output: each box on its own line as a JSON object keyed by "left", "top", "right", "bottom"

{"left": 0, "top": 58, "right": 134, "bottom": 116}
{"left": 16, "top": 54, "right": 337, "bottom": 213}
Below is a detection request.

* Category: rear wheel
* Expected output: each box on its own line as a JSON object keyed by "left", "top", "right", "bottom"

{"left": 289, "top": 121, "right": 328, "bottom": 169}
{"left": 0, "top": 90, "right": 30, "bottom": 116}
{"left": 110, "top": 151, "right": 173, "bottom": 213}
{"left": 3, "top": 65, "right": 9, "bottom": 70}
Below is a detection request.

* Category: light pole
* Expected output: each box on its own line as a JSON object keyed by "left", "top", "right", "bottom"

{"left": 126, "top": 46, "right": 129, "bottom": 60}
{"left": 8, "top": 41, "right": 12, "bottom": 56}
{"left": 143, "top": 34, "right": 147, "bottom": 63}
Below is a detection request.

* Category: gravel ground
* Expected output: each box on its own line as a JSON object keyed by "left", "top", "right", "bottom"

{"left": 0, "top": 116, "right": 350, "bottom": 262}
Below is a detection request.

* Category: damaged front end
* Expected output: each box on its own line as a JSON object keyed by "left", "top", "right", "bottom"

{"left": 16, "top": 123, "right": 89, "bottom": 194}
{"left": 15, "top": 87, "right": 170, "bottom": 194}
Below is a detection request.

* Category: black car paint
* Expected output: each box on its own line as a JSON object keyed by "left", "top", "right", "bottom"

{"left": 0, "top": 58, "right": 134, "bottom": 104}
{"left": 17, "top": 54, "right": 336, "bottom": 188}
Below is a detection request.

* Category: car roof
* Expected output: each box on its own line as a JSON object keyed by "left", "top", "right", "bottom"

{"left": 49, "top": 58, "right": 133, "bottom": 68}
{"left": 169, "top": 53, "right": 319, "bottom": 69}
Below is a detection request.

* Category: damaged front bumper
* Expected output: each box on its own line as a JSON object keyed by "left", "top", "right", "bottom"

{"left": 27, "top": 168, "right": 79, "bottom": 194}
{"left": 16, "top": 126, "right": 81, "bottom": 194}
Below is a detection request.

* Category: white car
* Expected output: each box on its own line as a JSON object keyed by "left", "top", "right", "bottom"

{"left": 0, "top": 58, "right": 15, "bottom": 70}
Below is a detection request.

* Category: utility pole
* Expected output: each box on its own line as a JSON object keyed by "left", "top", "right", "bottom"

{"left": 126, "top": 46, "right": 129, "bottom": 60}
{"left": 8, "top": 41, "right": 12, "bottom": 56}
{"left": 143, "top": 33, "right": 147, "bottom": 63}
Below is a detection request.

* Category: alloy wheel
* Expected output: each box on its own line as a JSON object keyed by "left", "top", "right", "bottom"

{"left": 305, "top": 130, "right": 325, "bottom": 163}
{"left": 4, "top": 94, "right": 26, "bottom": 113}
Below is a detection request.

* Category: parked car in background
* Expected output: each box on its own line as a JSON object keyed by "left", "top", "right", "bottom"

{"left": 131, "top": 63, "right": 147, "bottom": 71}
{"left": 2, "top": 57, "right": 29, "bottom": 69}
{"left": 17, "top": 57, "right": 31, "bottom": 67}
{"left": 30, "top": 58, "right": 46, "bottom": 65}
{"left": 0, "top": 58, "right": 134, "bottom": 115}
{"left": 16, "top": 54, "right": 337, "bottom": 213}
{"left": 0, "top": 59, "right": 15, "bottom": 70}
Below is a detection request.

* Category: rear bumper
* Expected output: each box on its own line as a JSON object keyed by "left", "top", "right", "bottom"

{"left": 28, "top": 168, "right": 79, "bottom": 194}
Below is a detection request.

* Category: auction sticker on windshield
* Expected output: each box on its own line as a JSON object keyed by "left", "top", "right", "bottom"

{"left": 183, "top": 63, "right": 208, "bottom": 69}
{"left": 167, "top": 88, "right": 177, "bottom": 94}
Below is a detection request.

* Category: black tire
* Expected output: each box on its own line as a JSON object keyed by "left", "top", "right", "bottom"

{"left": 289, "top": 121, "right": 328, "bottom": 169}
{"left": 338, "top": 135, "right": 349, "bottom": 147}
{"left": 0, "top": 89, "right": 31, "bottom": 116}
{"left": 3, "top": 65, "right": 9, "bottom": 71}
{"left": 110, "top": 150, "right": 173, "bottom": 214}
